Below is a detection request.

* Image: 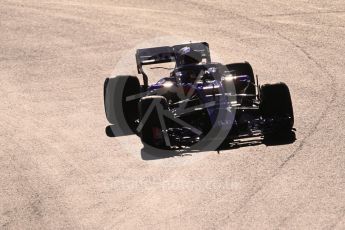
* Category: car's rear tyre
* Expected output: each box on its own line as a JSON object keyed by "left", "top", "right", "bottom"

{"left": 225, "top": 62, "right": 256, "bottom": 105}
{"left": 138, "top": 96, "right": 170, "bottom": 149}
{"left": 226, "top": 62, "right": 255, "bottom": 83}
{"left": 260, "top": 82, "right": 294, "bottom": 138}
{"left": 104, "top": 75, "right": 140, "bottom": 135}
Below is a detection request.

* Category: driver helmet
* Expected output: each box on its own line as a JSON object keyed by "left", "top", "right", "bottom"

{"left": 178, "top": 46, "right": 202, "bottom": 65}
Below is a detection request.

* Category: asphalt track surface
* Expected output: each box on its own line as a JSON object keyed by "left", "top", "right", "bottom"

{"left": 1, "top": 0, "right": 345, "bottom": 229}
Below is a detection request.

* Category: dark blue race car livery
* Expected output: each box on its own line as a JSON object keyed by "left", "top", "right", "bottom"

{"left": 104, "top": 42, "right": 294, "bottom": 150}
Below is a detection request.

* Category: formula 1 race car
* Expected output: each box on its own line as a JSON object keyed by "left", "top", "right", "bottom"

{"left": 104, "top": 42, "right": 294, "bottom": 150}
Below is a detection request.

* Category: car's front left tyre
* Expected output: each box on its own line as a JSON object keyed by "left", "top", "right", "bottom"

{"left": 259, "top": 82, "right": 294, "bottom": 138}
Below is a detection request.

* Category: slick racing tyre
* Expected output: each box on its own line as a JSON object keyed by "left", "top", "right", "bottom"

{"left": 260, "top": 82, "right": 294, "bottom": 137}
{"left": 226, "top": 62, "right": 255, "bottom": 83}
{"left": 104, "top": 75, "right": 140, "bottom": 135}
{"left": 225, "top": 62, "right": 256, "bottom": 105}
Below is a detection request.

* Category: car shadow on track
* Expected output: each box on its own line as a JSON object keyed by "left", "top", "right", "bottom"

{"left": 140, "top": 131, "right": 296, "bottom": 161}
{"left": 106, "top": 125, "right": 296, "bottom": 160}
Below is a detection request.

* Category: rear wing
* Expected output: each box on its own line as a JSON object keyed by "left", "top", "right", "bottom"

{"left": 136, "top": 46, "right": 174, "bottom": 72}
{"left": 136, "top": 42, "right": 211, "bottom": 87}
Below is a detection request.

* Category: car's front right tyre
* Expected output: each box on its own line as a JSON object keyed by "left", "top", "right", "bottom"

{"left": 104, "top": 75, "right": 140, "bottom": 135}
